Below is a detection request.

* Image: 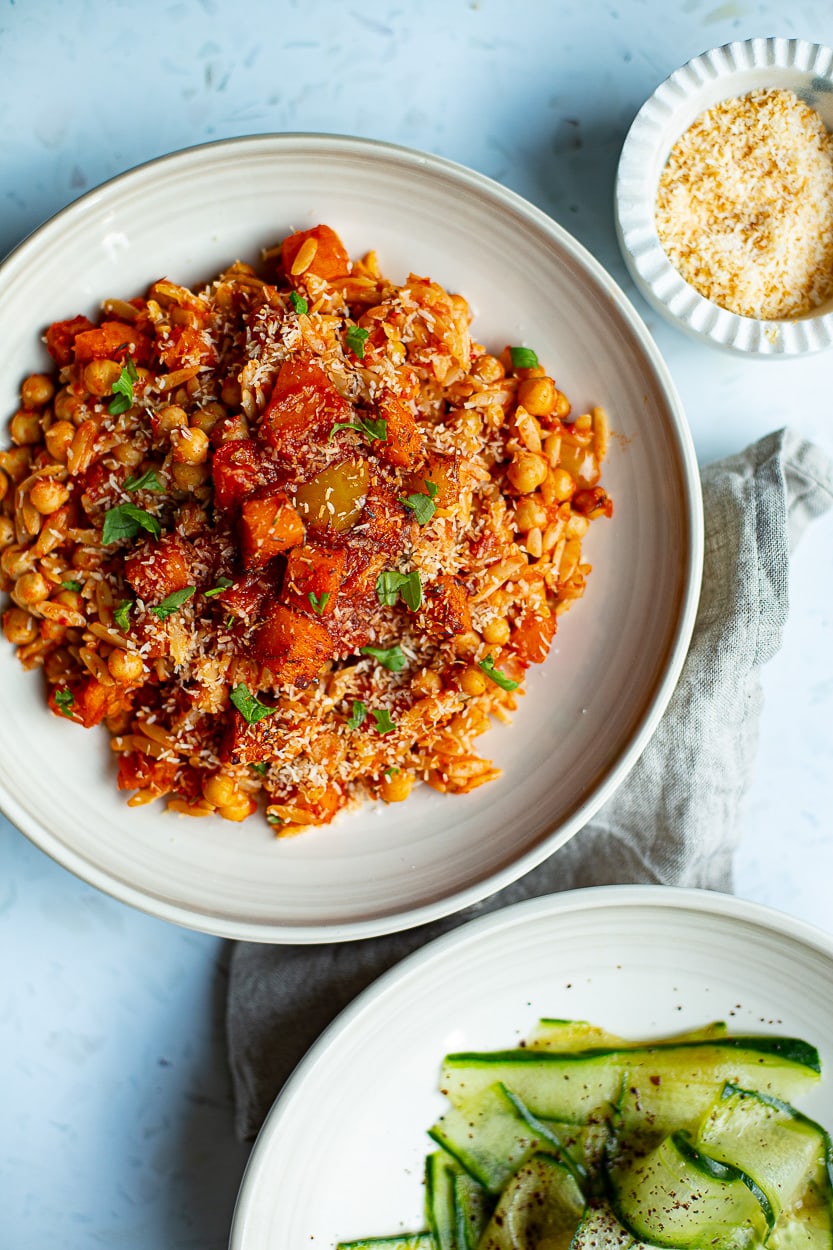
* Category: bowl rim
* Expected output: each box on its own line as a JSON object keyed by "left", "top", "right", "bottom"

{"left": 0, "top": 133, "right": 704, "bottom": 941}
{"left": 615, "top": 36, "right": 833, "bottom": 358}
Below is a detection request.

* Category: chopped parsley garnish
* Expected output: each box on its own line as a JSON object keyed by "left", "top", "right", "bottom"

{"left": 400, "top": 479, "right": 439, "bottom": 525}
{"left": 204, "top": 577, "right": 233, "bottom": 598}
{"left": 101, "top": 502, "right": 161, "bottom": 545}
{"left": 124, "top": 467, "right": 164, "bottom": 492}
{"left": 113, "top": 599, "right": 133, "bottom": 631}
{"left": 383, "top": 765, "right": 400, "bottom": 780}
{"left": 308, "top": 590, "right": 330, "bottom": 615}
{"left": 230, "top": 683, "right": 276, "bottom": 725}
{"left": 250, "top": 762, "right": 269, "bottom": 776}
{"left": 60, "top": 579, "right": 82, "bottom": 593}
{"left": 477, "top": 653, "right": 519, "bottom": 692}
{"left": 266, "top": 813, "right": 285, "bottom": 828}
{"left": 375, "top": 568, "right": 423, "bottom": 612}
{"left": 347, "top": 699, "right": 367, "bottom": 730}
{"left": 149, "top": 586, "right": 196, "bottom": 620}
{"left": 289, "top": 291, "right": 308, "bottom": 314}
{"left": 329, "top": 414, "right": 388, "bottom": 444}
{"left": 372, "top": 708, "right": 396, "bottom": 735}
{"left": 359, "top": 643, "right": 408, "bottom": 673}
{"left": 510, "top": 346, "right": 539, "bottom": 370}
{"left": 345, "top": 324, "right": 370, "bottom": 358}
{"left": 54, "top": 688, "right": 74, "bottom": 718}
{"left": 107, "top": 357, "right": 138, "bottom": 415}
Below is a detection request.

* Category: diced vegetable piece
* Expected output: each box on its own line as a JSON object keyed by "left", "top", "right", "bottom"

{"left": 250, "top": 603, "right": 334, "bottom": 686}
{"left": 282, "top": 543, "right": 345, "bottom": 615}
{"left": 221, "top": 708, "right": 283, "bottom": 766}
{"left": 49, "top": 677, "right": 127, "bottom": 728}
{"left": 124, "top": 535, "right": 192, "bottom": 604}
{"left": 412, "top": 452, "right": 460, "bottom": 508}
{"left": 117, "top": 752, "right": 179, "bottom": 797}
{"left": 511, "top": 607, "right": 556, "bottom": 664}
{"left": 261, "top": 358, "right": 351, "bottom": 453}
{"left": 281, "top": 224, "right": 351, "bottom": 282}
{"left": 294, "top": 459, "right": 370, "bottom": 533}
{"left": 239, "top": 489, "right": 304, "bottom": 568}
{"left": 376, "top": 393, "right": 423, "bottom": 468}
{"left": 572, "top": 486, "right": 613, "bottom": 519}
{"left": 212, "top": 439, "right": 275, "bottom": 512}
{"left": 72, "top": 320, "right": 151, "bottom": 365}
{"left": 421, "top": 575, "right": 471, "bottom": 638}
{"left": 156, "top": 324, "right": 216, "bottom": 370}
{"left": 45, "top": 315, "right": 96, "bottom": 366}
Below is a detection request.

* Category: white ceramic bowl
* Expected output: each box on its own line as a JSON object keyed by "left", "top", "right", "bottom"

{"left": 0, "top": 135, "right": 702, "bottom": 942}
{"left": 230, "top": 885, "right": 833, "bottom": 1246}
{"left": 616, "top": 37, "right": 833, "bottom": 357}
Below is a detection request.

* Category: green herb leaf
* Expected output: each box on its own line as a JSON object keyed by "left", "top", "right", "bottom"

{"left": 124, "top": 467, "right": 164, "bottom": 492}
{"left": 372, "top": 708, "right": 396, "bottom": 735}
{"left": 54, "top": 688, "right": 74, "bottom": 718}
{"left": 383, "top": 765, "right": 400, "bottom": 780}
{"left": 347, "top": 699, "right": 367, "bottom": 730}
{"left": 266, "top": 813, "right": 284, "bottom": 828}
{"left": 308, "top": 590, "right": 330, "bottom": 616}
{"left": 360, "top": 643, "right": 408, "bottom": 673}
{"left": 510, "top": 346, "right": 539, "bottom": 370}
{"left": 289, "top": 291, "right": 308, "bottom": 315}
{"left": 345, "top": 324, "right": 370, "bottom": 358}
{"left": 60, "top": 579, "right": 82, "bottom": 592}
{"left": 230, "top": 683, "right": 277, "bottom": 725}
{"left": 375, "top": 568, "right": 422, "bottom": 611}
{"left": 399, "top": 479, "right": 439, "bottom": 525}
{"left": 101, "top": 502, "right": 161, "bottom": 545}
{"left": 113, "top": 599, "right": 133, "bottom": 631}
{"left": 204, "top": 576, "right": 233, "bottom": 598}
{"left": 250, "top": 762, "right": 269, "bottom": 776}
{"left": 149, "top": 586, "right": 196, "bottom": 620}
{"left": 107, "top": 357, "right": 139, "bottom": 415}
{"left": 478, "top": 653, "right": 520, "bottom": 692}
{"left": 328, "top": 415, "right": 388, "bottom": 444}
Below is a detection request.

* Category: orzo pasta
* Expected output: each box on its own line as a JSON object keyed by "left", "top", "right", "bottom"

{"left": 0, "top": 224, "right": 612, "bottom": 835}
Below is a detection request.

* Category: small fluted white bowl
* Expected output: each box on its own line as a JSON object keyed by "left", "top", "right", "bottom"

{"left": 615, "top": 37, "right": 833, "bottom": 357}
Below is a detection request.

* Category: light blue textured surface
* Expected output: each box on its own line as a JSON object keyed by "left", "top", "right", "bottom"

{"left": 1, "top": 1, "right": 832, "bottom": 1247}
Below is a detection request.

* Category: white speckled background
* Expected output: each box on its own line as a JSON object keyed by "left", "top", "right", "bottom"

{"left": 1, "top": 1, "right": 832, "bottom": 1246}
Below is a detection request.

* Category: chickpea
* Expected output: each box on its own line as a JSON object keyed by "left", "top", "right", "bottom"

{"left": 215, "top": 414, "right": 250, "bottom": 443}
{"left": 172, "top": 426, "right": 210, "bottom": 465}
{"left": 190, "top": 404, "right": 223, "bottom": 434}
{"left": 513, "top": 495, "right": 547, "bottom": 532}
{"left": 39, "top": 619, "right": 67, "bottom": 645}
{"left": 202, "top": 773, "right": 242, "bottom": 808}
{"left": 1, "top": 545, "right": 34, "bottom": 578}
{"left": 14, "top": 570, "right": 51, "bottom": 606}
{"left": 471, "top": 354, "right": 505, "bottom": 384}
{"left": 451, "top": 630, "right": 480, "bottom": 658}
{"left": 172, "top": 462, "right": 210, "bottom": 491}
{"left": 379, "top": 769, "right": 415, "bottom": 804}
{"left": 154, "top": 404, "right": 188, "bottom": 437}
{"left": 44, "top": 419, "right": 76, "bottom": 463}
{"left": 21, "top": 373, "right": 56, "bottom": 408}
{"left": 221, "top": 378, "right": 242, "bottom": 407}
{"left": 0, "top": 517, "right": 15, "bottom": 549}
{"left": 2, "top": 607, "right": 38, "bottom": 645}
{"left": 412, "top": 668, "right": 443, "bottom": 696}
{"left": 110, "top": 441, "right": 144, "bottom": 467}
{"left": 507, "top": 452, "right": 548, "bottom": 494}
{"left": 0, "top": 469, "right": 8, "bottom": 505}
{"left": 52, "top": 589, "right": 84, "bottom": 615}
{"left": 107, "top": 648, "right": 144, "bottom": 684}
{"left": 10, "top": 410, "right": 41, "bottom": 446}
{"left": 554, "top": 391, "right": 572, "bottom": 419}
{"left": 29, "top": 478, "right": 70, "bottom": 515}
{"left": 517, "top": 376, "right": 557, "bottom": 418}
{"left": 82, "top": 359, "right": 122, "bottom": 398}
{"left": 550, "top": 467, "right": 575, "bottom": 502}
{"left": 0, "top": 446, "right": 32, "bottom": 483}
{"left": 44, "top": 647, "right": 72, "bottom": 682}
{"left": 53, "top": 389, "right": 84, "bottom": 425}
{"left": 459, "top": 665, "right": 488, "bottom": 697}
{"left": 482, "top": 617, "right": 511, "bottom": 646}
{"left": 218, "top": 797, "right": 256, "bottom": 823}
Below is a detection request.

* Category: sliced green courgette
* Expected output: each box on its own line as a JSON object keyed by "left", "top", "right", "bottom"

{"left": 428, "top": 1083, "right": 542, "bottom": 1193}
{"left": 569, "top": 1200, "right": 645, "bottom": 1248}
{"left": 527, "top": 1019, "right": 728, "bottom": 1052}
{"left": 478, "top": 1152, "right": 585, "bottom": 1250}
{"left": 607, "top": 1130, "right": 769, "bottom": 1249}
{"left": 698, "top": 1083, "right": 830, "bottom": 1226}
{"left": 441, "top": 1039, "right": 820, "bottom": 1140}
{"left": 769, "top": 1180, "right": 833, "bottom": 1249}
{"left": 336, "top": 1235, "right": 436, "bottom": 1249}
{"left": 425, "top": 1151, "right": 459, "bottom": 1250}
{"left": 452, "top": 1171, "right": 492, "bottom": 1250}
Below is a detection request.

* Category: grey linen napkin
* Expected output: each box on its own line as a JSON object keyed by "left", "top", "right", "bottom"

{"left": 227, "top": 428, "right": 833, "bottom": 1142}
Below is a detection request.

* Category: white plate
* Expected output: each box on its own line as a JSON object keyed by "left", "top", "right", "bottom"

{"left": 230, "top": 886, "right": 833, "bottom": 1247}
{"left": 0, "top": 135, "right": 702, "bottom": 941}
